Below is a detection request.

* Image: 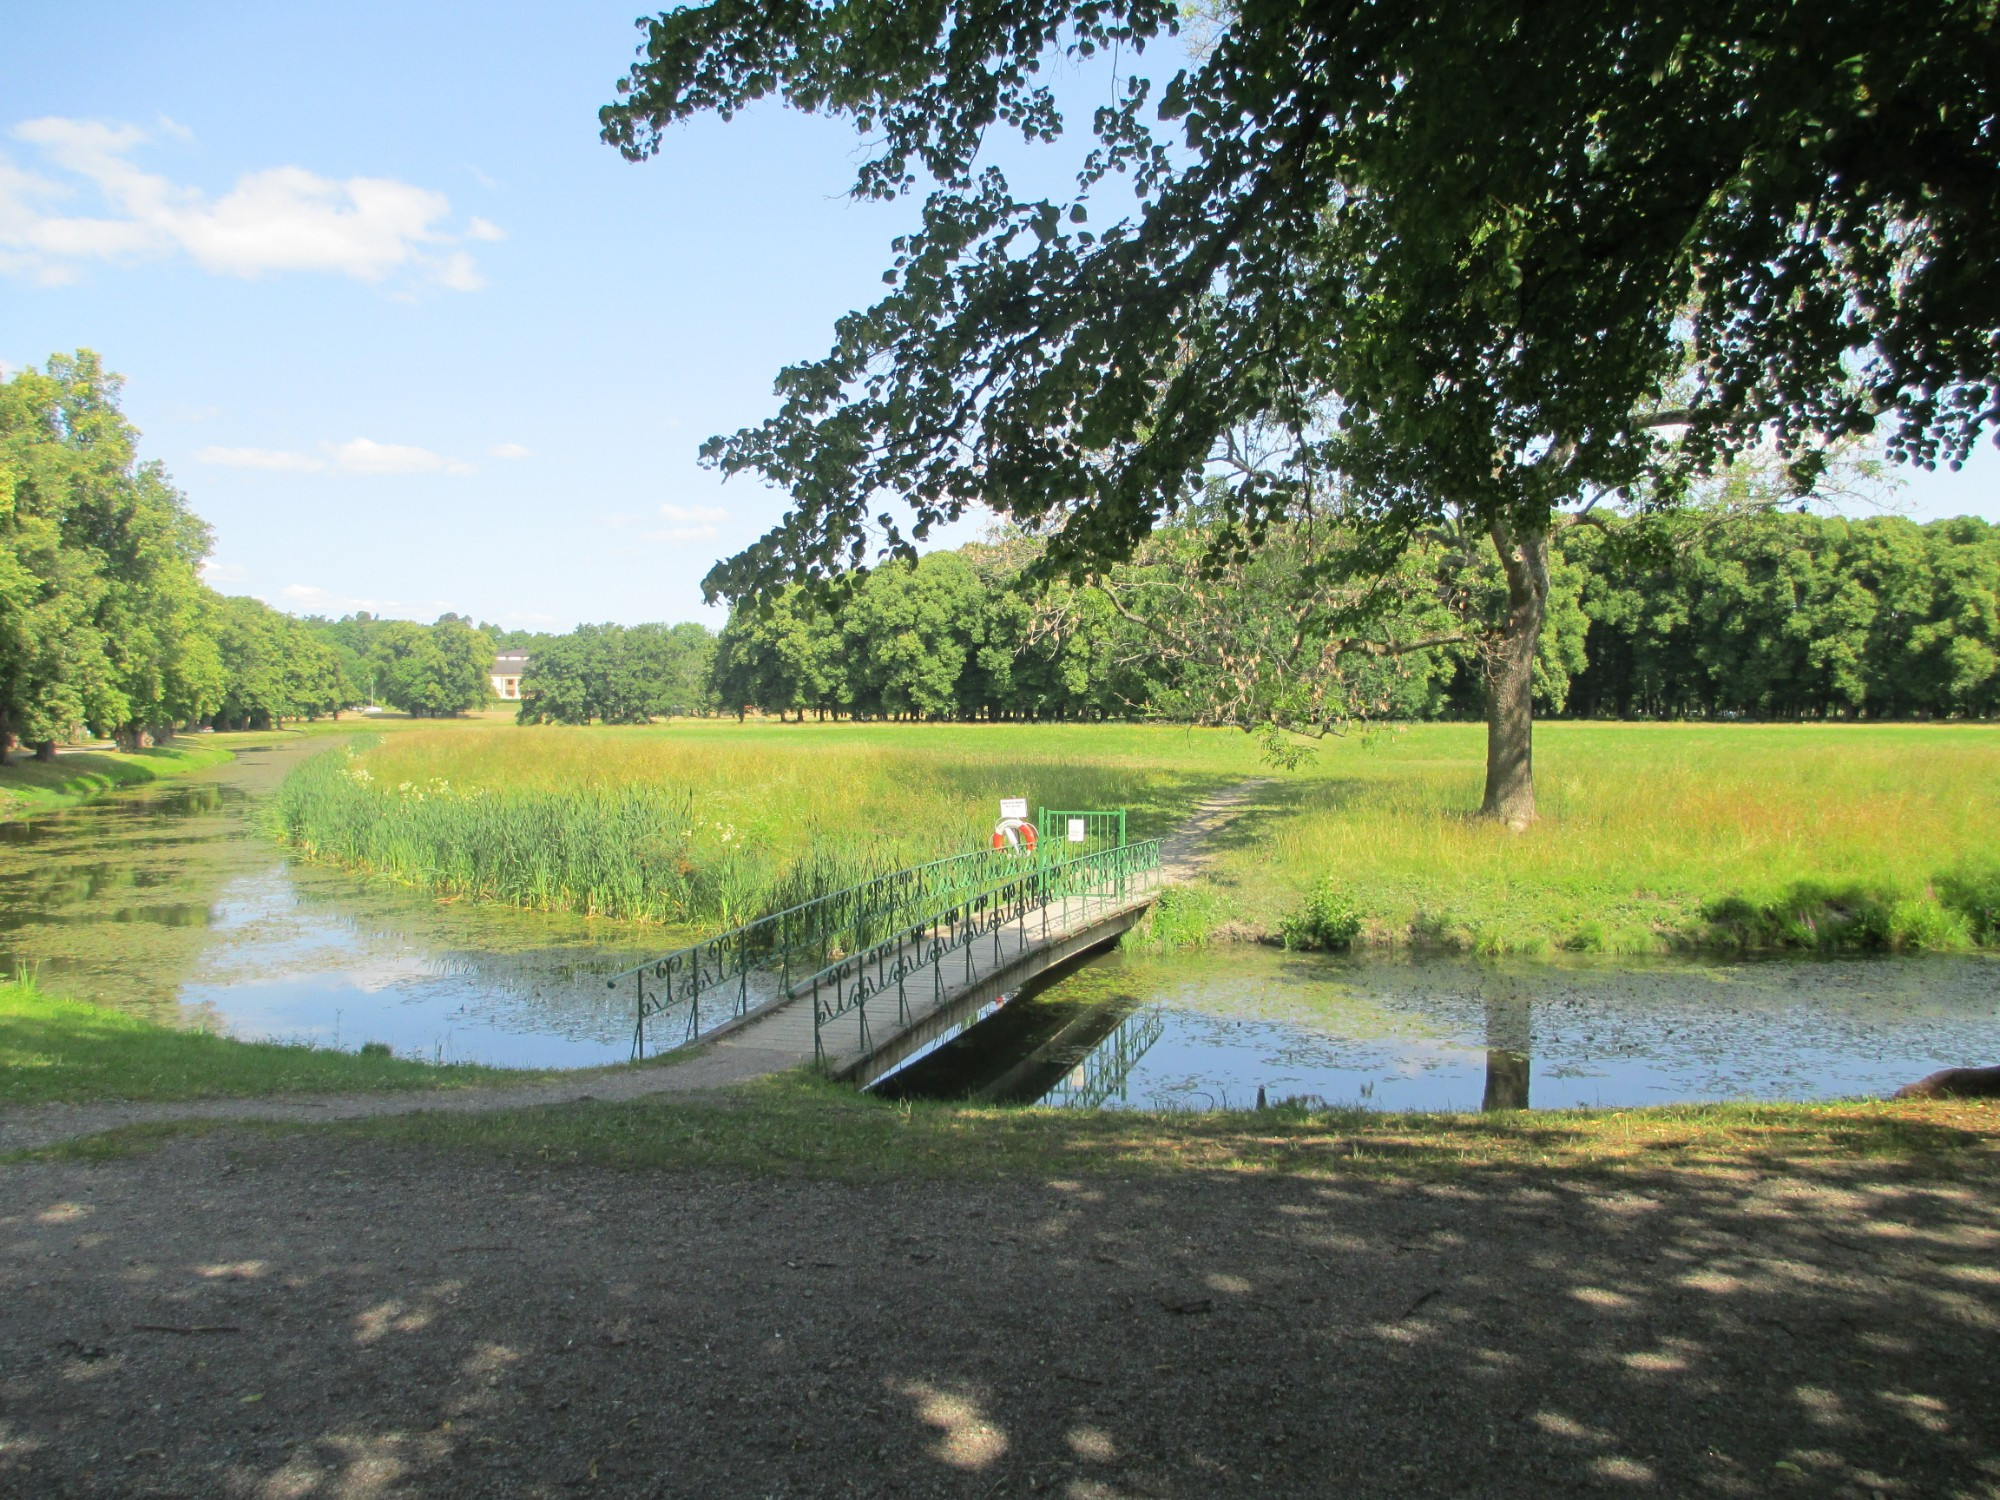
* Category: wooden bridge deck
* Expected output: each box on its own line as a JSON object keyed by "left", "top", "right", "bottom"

{"left": 681, "top": 870, "right": 1164, "bottom": 1089}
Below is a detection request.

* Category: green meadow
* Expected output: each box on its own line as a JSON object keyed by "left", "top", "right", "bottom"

{"left": 269, "top": 718, "right": 2000, "bottom": 955}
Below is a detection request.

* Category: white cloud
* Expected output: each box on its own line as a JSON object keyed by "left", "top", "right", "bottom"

{"left": 466, "top": 216, "right": 505, "bottom": 242}
{"left": 196, "top": 436, "right": 475, "bottom": 476}
{"left": 326, "top": 437, "right": 474, "bottom": 476}
{"left": 489, "top": 442, "right": 531, "bottom": 460}
{"left": 197, "top": 444, "right": 325, "bottom": 472}
{"left": 660, "top": 503, "right": 728, "bottom": 523}
{"left": 199, "top": 559, "right": 249, "bottom": 584}
{"left": 0, "top": 116, "right": 500, "bottom": 290}
{"left": 645, "top": 524, "right": 721, "bottom": 543}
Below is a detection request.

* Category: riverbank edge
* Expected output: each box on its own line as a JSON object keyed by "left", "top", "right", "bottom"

{"left": 0, "top": 739, "right": 237, "bottom": 823}
{"left": 18, "top": 1074, "right": 1996, "bottom": 1185}
{"left": 1132, "top": 875, "right": 2000, "bottom": 959}
{"left": 0, "top": 977, "right": 568, "bottom": 1107}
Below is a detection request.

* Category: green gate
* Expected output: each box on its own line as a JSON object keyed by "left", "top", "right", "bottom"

{"left": 1037, "top": 807, "right": 1127, "bottom": 856}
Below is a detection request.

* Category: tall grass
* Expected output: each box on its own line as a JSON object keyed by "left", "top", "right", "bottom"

{"left": 272, "top": 719, "right": 2000, "bottom": 955}
{"left": 1228, "top": 722, "right": 2000, "bottom": 954}
{"left": 271, "top": 725, "right": 1238, "bottom": 928}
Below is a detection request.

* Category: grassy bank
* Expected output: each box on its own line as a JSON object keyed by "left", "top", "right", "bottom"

{"left": 346, "top": 1070, "right": 1998, "bottom": 1182}
{"left": 0, "top": 739, "right": 237, "bottom": 822}
{"left": 270, "top": 722, "right": 1246, "bottom": 926}
{"left": 1206, "top": 722, "right": 2000, "bottom": 955}
{"left": 268, "top": 717, "right": 2000, "bottom": 955}
{"left": 0, "top": 975, "right": 538, "bottom": 1106}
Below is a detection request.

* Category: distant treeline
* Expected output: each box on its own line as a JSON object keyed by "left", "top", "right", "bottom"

{"left": 706, "top": 514, "right": 2000, "bottom": 724}
{"left": 2, "top": 352, "right": 567, "bottom": 755}
{"left": 8, "top": 353, "right": 1996, "bottom": 757}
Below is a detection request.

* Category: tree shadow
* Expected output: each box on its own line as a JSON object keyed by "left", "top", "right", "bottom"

{"left": 3, "top": 1110, "right": 1995, "bottom": 1496}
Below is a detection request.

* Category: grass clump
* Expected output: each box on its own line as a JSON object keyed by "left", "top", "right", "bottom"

{"left": 1279, "top": 878, "right": 1363, "bottom": 951}
{"left": 1128, "top": 884, "right": 1227, "bottom": 950}
{"left": 0, "top": 975, "right": 538, "bottom": 1106}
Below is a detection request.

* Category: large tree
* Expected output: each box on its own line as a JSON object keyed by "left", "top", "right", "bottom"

{"left": 0, "top": 353, "right": 224, "bottom": 758}
{"left": 604, "top": 1, "right": 2000, "bottom": 822}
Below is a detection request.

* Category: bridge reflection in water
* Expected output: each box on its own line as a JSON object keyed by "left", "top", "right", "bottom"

{"left": 1041, "top": 1004, "right": 1167, "bottom": 1110}
{"left": 880, "top": 973, "right": 1539, "bottom": 1113}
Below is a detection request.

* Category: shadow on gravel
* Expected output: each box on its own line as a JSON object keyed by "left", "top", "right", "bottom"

{"left": 2, "top": 1125, "right": 1996, "bottom": 1498}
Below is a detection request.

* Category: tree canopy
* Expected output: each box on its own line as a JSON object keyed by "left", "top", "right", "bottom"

{"left": 604, "top": 1, "right": 2000, "bottom": 819}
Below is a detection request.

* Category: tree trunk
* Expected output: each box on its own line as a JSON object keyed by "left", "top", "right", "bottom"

{"left": 1481, "top": 520, "right": 1550, "bottom": 829}
{"left": 34, "top": 740, "right": 56, "bottom": 763}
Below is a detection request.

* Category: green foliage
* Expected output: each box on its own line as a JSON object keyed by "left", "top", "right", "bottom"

{"left": 209, "top": 594, "right": 353, "bottom": 729}
{"left": 608, "top": 3, "right": 2000, "bottom": 823}
{"left": 1278, "top": 878, "right": 1363, "bottom": 951}
{"left": 518, "top": 621, "right": 715, "bottom": 725}
{"left": 0, "top": 352, "right": 222, "bottom": 750}
{"left": 611, "top": 2, "right": 2000, "bottom": 598}
{"left": 1570, "top": 510, "right": 2000, "bottom": 720}
{"left": 713, "top": 512, "right": 2000, "bottom": 729}
{"left": 367, "top": 617, "right": 492, "bottom": 717}
{"left": 1697, "top": 883, "right": 1983, "bottom": 953}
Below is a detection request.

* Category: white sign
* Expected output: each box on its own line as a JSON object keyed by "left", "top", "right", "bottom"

{"left": 1067, "top": 818, "right": 1087, "bottom": 843}
{"left": 999, "top": 797, "right": 1028, "bottom": 821}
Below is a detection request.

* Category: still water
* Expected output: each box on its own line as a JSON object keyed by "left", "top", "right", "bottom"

{"left": 0, "top": 740, "right": 664, "bottom": 1067}
{"left": 5, "top": 741, "right": 1996, "bottom": 1101}
{"left": 876, "top": 944, "right": 2000, "bottom": 1111}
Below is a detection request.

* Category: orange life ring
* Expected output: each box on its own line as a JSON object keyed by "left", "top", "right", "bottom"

{"left": 992, "top": 818, "right": 1037, "bottom": 851}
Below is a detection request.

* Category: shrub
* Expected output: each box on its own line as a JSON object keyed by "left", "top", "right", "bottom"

{"left": 1279, "top": 878, "right": 1363, "bottom": 951}
{"left": 1938, "top": 866, "right": 2000, "bottom": 945}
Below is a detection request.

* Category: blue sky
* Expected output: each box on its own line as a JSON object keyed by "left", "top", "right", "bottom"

{"left": 4, "top": 3, "right": 1997, "bottom": 631}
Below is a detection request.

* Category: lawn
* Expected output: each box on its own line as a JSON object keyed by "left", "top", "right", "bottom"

{"left": 1204, "top": 721, "right": 2000, "bottom": 954}
{"left": 0, "top": 975, "right": 542, "bottom": 1106}
{"left": 269, "top": 717, "right": 2000, "bottom": 954}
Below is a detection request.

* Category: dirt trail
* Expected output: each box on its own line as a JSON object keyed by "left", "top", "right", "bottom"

{"left": 5, "top": 1124, "right": 1995, "bottom": 1498}
{"left": 0, "top": 779, "right": 1272, "bottom": 1155}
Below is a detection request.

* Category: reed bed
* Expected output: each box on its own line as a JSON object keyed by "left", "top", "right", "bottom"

{"left": 270, "top": 724, "right": 1237, "bottom": 928}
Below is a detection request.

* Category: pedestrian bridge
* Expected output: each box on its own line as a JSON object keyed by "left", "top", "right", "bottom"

{"left": 607, "top": 836, "right": 1163, "bottom": 1088}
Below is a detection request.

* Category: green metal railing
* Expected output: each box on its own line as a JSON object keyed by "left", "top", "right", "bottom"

{"left": 609, "top": 844, "right": 1041, "bottom": 1058}
{"left": 799, "top": 837, "right": 1162, "bottom": 1069}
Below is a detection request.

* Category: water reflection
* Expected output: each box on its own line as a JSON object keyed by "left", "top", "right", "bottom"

{"left": 881, "top": 944, "right": 2000, "bottom": 1112}
{"left": 1482, "top": 988, "right": 1531, "bottom": 1110}
{"left": 0, "top": 740, "right": 678, "bottom": 1066}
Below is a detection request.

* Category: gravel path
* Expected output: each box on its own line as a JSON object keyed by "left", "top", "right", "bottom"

{"left": 3, "top": 1128, "right": 1994, "bottom": 1497}
{"left": 0, "top": 781, "right": 1273, "bottom": 1157}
